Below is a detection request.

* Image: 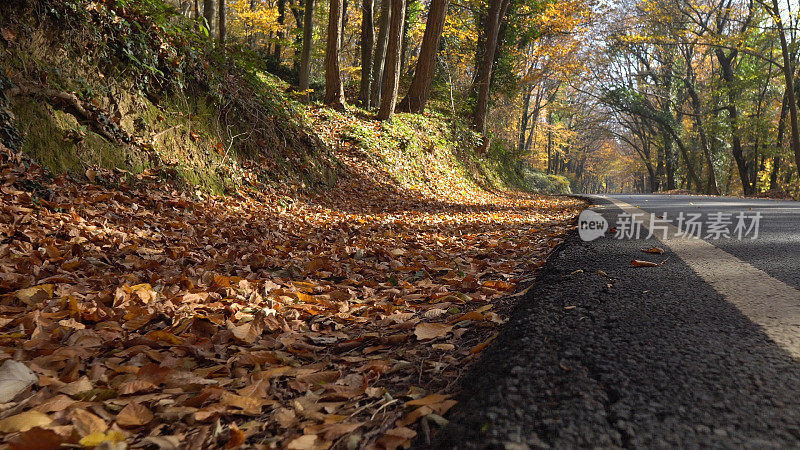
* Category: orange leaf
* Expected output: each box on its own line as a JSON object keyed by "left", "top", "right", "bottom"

{"left": 631, "top": 259, "right": 659, "bottom": 267}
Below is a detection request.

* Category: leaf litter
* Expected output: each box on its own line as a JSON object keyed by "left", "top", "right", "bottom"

{"left": 0, "top": 141, "right": 580, "bottom": 448}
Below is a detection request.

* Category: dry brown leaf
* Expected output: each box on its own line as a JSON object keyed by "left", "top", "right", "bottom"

{"left": 406, "top": 394, "right": 450, "bottom": 407}
{"left": 14, "top": 284, "right": 54, "bottom": 305}
{"left": 220, "top": 391, "right": 264, "bottom": 415}
{"left": 35, "top": 394, "right": 77, "bottom": 413}
{"left": 470, "top": 332, "right": 498, "bottom": 354}
{"left": 116, "top": 401, "right": 154, "bottom": 427}
{"left": 377, "top": 427, "right": 417, "bottom": 449}
{"left": 287, "top": 434, "right": 331, "bottom": 450}
{"left": 71, "top": 408, "right": 109, "bottom": 436}
{"left": 414, "top": 323, "right": 453, "bottom": 340}
{"left": 226, "top": 423, "right": 245, "bottom": 449}
{"left": 8, "top": 427, "right": 65, "bottom": 450}
{"left": 631, "top": 259, "right": 660, "bottom": 267}
{"left": 58, "top": 376, "right": 93, "bottom": 396}
{"left": 0, "top": 410, "right": 52, "bottom": 433}
{"left": 0, "top": 359, "right": 38, "bottom": 403}
{"left": 119, "top": 379, "right": 158, "bottom": 395}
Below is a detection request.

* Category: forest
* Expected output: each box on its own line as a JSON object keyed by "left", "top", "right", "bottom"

{"left": 155, "top": 0, "right": 800, "bottom": 195}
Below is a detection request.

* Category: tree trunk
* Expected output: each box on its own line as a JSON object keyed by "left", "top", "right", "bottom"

{"left": 772, "top": 0, "right": 800, "bottom": 178}
{"left": 218, "top": 0, "right": 226, "bottom": 44}
{"left": 289, "top": 0, "right": 305, "bottom": 69}
{"left": 359, "top": 0, "right": 375, "bottom": 107}
{"left": 516, "top": 87, "right": 532, "bottom": 153}
{"left": 203, "top": 0, "right": 215, "bottom": 36}
{"left": 341, "top": 0, "right": 349, "bottom": 44}
{"left": 274, "top": 0, "right": 286, "bottom": 59}
{"left": 772, "top": 91, "right": 789, "bottom": 189}
{"left": 397, "top": 0, "right": 449, "bottom": 113}
{"left": 371, "top": 0, "right": 392, "bottom": 107}
{"left": 685, "top": 77, "right": 719, "bottom": 194}
{"left": 299, "top": 0, "right": 314, "bottom": 100}
{"left": 377, "top": 0, "right": 405, "bottom": 120}
{"left": 663, "top": 132, "right": 675, "bottom": 190}
{"left": 324, "top": 0, "right": 346, "bottom": 110}
{"left": 715, "top": 50, "right": 752, "bottom": 195}
{"left": 400, "top": 0, "right": 417, "bottom": 75}
{"left": 471, "top": 0, "right": 510, "bottom": 134}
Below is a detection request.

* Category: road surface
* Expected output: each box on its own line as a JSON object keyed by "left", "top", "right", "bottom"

{"left": 433, "top": 194, "right": 800, "bottom": 449}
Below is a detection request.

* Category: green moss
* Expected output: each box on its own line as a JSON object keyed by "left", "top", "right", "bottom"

{"left": 13, "top": 98, "right": 149, "bottom": 175}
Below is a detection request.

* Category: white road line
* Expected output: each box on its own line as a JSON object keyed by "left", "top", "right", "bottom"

{"left": 601, "top": 196, "right": 800, "bottom": 357}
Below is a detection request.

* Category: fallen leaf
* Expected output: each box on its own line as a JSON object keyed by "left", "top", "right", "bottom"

{"left": 287, "top": 434, "right": 330, "bottom": 450}
{"left": 631, "top": 259, "right": 660, "bottom": 267}
{"left": 226, "top": 423, "right": 245, "bottom": 449}
{"left": 377, "top": 427, "right": 416, "bottom": 449}
{"left": 8, "top": 427, "right": 65, "bottom": 450}
{"left": 71, "top": 408, "right": 108, "bottom": 436}
{"left": 220, "top": 391, "right": 263, "bottom": 415}
{"left": 0, "top": 410, "right": 52, "bottom": 433}
{"left": 642, "top": 246, "right": 665, "bottom": 254}
{"left": 414, "top": 323, "right": 453, "bottom": 340}
{"left": 0, "top": 359, "right": 38, "bottom": 402}
{"left": 116, "top": 402, "right": 153, "bottom": 427}
{"left": 59, "top": 376, "right": 93, "bottom": 396}
{"left": 406, "top": 394, "right": 450, "bottom": 407}
{"left": 79, "top": 430, "right": 126, "bottom": 447}
{"left": 470, "top": 332, "right": 498, "bottom": 354}
{"left": 14, "top": 284, "right": 54, "bottom": 305}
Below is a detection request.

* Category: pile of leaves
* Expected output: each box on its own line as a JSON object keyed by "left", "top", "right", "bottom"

{"left": 0, "top": 138, "right": 581, "bottom": 448}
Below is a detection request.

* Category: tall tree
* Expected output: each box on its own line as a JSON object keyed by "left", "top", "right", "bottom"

{"left": 324, "top": 0, "right": 346, "bottom": 110}
{"left": 203, "top": 0, "right": 216, "bottom": 36}
{"left": 371, "top": 0, "right": 392, "bottom": 107}
{"left": 359, "top": 0, "right": 375, "bottom": 107}
{"left": 377, "top": 0, "right": 406, "bottom": 120}
{"left": 400, "top": 0, "right": 418, "bottom": 75}
{"left": 218, "top": 0, "right": 226, "bottom": 44}
{"left": 274, "top": 0, "right": 286, "bottom": 59}
{"left": 472, "top": 0, "right": 511, "bottom": 134}
{"left": 397, "top": 0, "right": 449, "bottom": 113}
{"left": 766, "top": 0, "right": 800, "bottom": 176}
{"left": 299, "top": 0, "right": 315, "bottom": 100}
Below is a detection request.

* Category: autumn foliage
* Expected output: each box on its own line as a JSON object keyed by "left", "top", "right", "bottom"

{"left": 0, "top": 128, "right": 580, "bottom": 448}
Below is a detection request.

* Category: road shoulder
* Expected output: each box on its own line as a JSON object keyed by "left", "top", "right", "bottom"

{"left": 432, "top": 197, "right": 800, "bottom": 448}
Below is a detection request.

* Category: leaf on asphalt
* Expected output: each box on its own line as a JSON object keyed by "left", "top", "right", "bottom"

{"left": 470, "top": 332, "right": 499, "bottom": 354}
{"left": 631, "top": 259, "right": 660, "bottom": 267}
{"left": 642, "top": 246, "right": 665, "bottom": 254}
{"left": 0, "top": 360, "right": 38, "bottom": 402}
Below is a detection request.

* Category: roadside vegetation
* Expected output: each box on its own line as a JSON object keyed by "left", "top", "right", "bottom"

{"left": 0, "top": 0, "right": 581, "bottom": 447}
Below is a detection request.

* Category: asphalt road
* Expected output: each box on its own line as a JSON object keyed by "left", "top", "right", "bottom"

{"left": 432, "top": 194, "right": 800, "bottom": 449}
